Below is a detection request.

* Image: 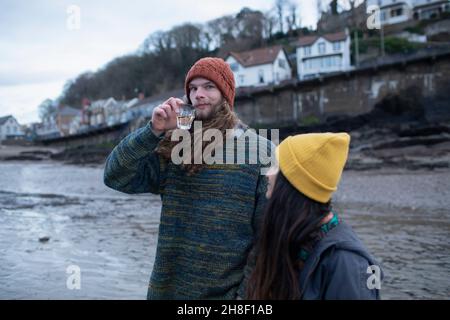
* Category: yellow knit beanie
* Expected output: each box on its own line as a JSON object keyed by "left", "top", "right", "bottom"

{"left": 276, "top": 133, "right": 351, "bottom": 203}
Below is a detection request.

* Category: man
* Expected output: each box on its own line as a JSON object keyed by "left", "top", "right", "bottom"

{"left": 104, "top": 57, "right": 273, "bottom": 299}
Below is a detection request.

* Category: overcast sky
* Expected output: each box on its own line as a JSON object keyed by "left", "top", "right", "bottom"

{"left": 0, "top": 0, "right": 318, "bottom": 124}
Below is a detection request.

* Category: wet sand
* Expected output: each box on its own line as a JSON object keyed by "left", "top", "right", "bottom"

{"left": 0, "top": 161, "right": 449, "bottom": 299}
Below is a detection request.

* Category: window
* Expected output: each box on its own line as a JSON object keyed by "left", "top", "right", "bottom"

{"left": 391, "top": 8, "right": 403, "bottom": 17}
{"left": 304, "top": 46, "right": 311, "bottom": 56}
{"left": 258, "top": 70, "right": 265, "bottom": 84}
{"left": 6, "top": 126, "right": 10, "bottom": 134}
{"left": 381, "top": 11, "right": 386, "bottom": 21}
{"left": 304, "top": 60, "right": 313, "bottom": 70}
{"left": 230, "top": 63, "right": 239, "bottom": 72}
{"left": 318, "top": 43, "right": 326, "bottom": 54}
{"left": 333, "top": 41, "right": 341, "bottom": 52}
{"left": 278, "top": 59, "right": 286, "bottom": 69}
{"left": 239, "top": 75, "right": 245, "bottom": 85}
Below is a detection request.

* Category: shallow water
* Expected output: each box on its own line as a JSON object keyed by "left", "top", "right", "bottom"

{"left": 0, "top": 161, "right": 449, "bottom": 299}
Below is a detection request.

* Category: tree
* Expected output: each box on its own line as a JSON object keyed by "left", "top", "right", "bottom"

{"left": 330, "top": 0, "right": 338, "bottom": 15}
{"left": 236, "top": 8, "right": 265, "bottom": 48}
{"left": 206, "top": 15, "right": 238, "bottom": 50}
{"left": 286, "top": 1, "right": 299, "bottom": 34}
{"left": 316, "top": 0, "right": 327, "bottom": 21}
{"left": 262, "top": 10, "right": 277, "bottom": 40}
{"left": 275, "top": 0, "right": 287, "bottom": 34}
{"left": 38, "top": 99, "right": 56, "bottom": 121}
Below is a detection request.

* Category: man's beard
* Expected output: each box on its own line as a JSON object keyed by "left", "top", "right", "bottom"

{"left": 194, "top": 103, "right": 219, "bottom": 121}
{"left": 156, "top": 100, "right": 238, "bottom": 175}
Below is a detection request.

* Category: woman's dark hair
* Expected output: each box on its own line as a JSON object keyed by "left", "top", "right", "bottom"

{"left": 247, "top": 171, "right": 332, "bottom": 300}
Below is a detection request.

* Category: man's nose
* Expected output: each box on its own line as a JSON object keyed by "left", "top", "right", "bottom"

{"left": 194, "top": 87, "right": 206, "bottom": 100}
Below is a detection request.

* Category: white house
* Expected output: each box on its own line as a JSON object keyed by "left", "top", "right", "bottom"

{"left": 412, "top": 0, "right": 450, "bottom": 20}
{"left": 295, "top": 29, "right": 352, "bottom": 80}
{"left": 225, "top": 45, "right": 292, "bottom": 88}
{"left": 36, "top": 115, "right": 60, "bottom": 139}
{"left": 89, "top": 98, "right": 117, "bottom": 126}
{"left": 127, "top": 89, "right": 184, "bottom": 122}
{"left": 0, "top": 115, "right": 24, "bottom": 142}
{"left": 367, "top": 0, "right": 414, "bottom": 25}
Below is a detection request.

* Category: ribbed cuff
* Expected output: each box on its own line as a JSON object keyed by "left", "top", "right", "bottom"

{"left": 134, "top": 122, "right": 164, "bottom": 151}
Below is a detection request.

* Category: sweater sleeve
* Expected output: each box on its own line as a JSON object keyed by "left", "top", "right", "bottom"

{"left": 236, "top": 173, "right": 269, "bottom": 299}
{"left": 103, "top": 122, "right": 165, "bottom": 195}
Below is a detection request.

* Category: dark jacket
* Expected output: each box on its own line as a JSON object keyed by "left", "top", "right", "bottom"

{"left": 299, "top": 220, "right": 383, "bottom": 300}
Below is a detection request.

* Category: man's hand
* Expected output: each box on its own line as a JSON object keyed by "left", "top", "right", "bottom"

{"left": 151, "top": 97, "right": 184, "bottom": 136}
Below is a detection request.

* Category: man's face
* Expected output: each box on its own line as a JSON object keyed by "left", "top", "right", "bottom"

{"left": 188, "top": 77, "right": 223, "bottom": 120}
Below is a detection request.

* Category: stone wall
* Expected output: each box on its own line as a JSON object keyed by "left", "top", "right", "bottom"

{"left": 40, "top": 51, "right": 450, "bottom": 147}
{"left": 233, "top": 51, "right": 450, "bottom": 128}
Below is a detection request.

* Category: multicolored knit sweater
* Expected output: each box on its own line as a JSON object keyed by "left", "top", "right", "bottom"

{"left": 103, "top": 123, "right": 272, "bottom": 299}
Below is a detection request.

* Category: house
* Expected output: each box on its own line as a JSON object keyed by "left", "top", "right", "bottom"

{"left": 317, "top": 2, "right": 368, "bottom": 33}
{"left": 225, "top": 45, "right": 293, "bottom": 88}
{"left": 104, "top": 100, "right": 128, "bottom": 127}
{"left": 88, "top": 98, "right": 116, "bottom": 127}
{"left": 117, "top": 98, "right": 140, "bottom": 124}
{"left": 367, "top": 0, "right": 414, "bottom": 26}
{"left": 56, "top": 105, "right": 81, "bottom": 136}
{"left": 127, "top": 88, "right": 185, "bottom": 121}
{"left": 36, "top": 115, "right": 60, "bottom": 139}
{"left": 0, "top": 115, "right": 24, "bottom": 142}
{"left": 295, "top": 29, "right": 352, "bottom": 80}
{"left": 367, "top": 0, "right": 449, "bottom": 25}
{"left": 413, "top": 0, "right": 450, "bottom": 20}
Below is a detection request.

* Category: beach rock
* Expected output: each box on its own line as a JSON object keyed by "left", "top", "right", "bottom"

{"left": 39, "top": 236, "right": 50, "bottom": 243}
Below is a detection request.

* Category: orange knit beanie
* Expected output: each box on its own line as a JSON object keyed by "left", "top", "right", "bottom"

{"left": 185, "top": 57, "right": 235, "bottom": 110}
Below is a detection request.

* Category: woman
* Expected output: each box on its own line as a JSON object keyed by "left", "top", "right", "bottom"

{"left": 247, "top": 133, "right": 383, "bottom": 300}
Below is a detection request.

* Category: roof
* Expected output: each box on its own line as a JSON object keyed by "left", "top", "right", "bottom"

{"left": 0, "top": 115, "right": 14, "bottom": 125}
{"left": 58, "top": 106, "right": 80, "bottom": 116}
{"left": 295, "top": 31, "right": 347, "bottom": 47}
{"left": 378, "top": 1, "right": 411, "bottom": 10}
{"left": 414, "top": 0, "right": 448, "bottom": 10}
{"left": 228, "top": 45, "right": 284, "bottom": 67}
{"left": 130, "top": 88, "right": 185, "bottom": 109}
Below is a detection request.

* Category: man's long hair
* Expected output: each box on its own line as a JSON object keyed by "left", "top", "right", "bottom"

{"left": 246, "top": 172, "right": 332, "bottom": 300}
{"left": 156, "top": 100, "right": 238, "bottom": 175}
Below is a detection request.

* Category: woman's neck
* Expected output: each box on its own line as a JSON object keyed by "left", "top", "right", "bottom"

{"left": 321, "top": 212, "right": 334, "bottom": 225}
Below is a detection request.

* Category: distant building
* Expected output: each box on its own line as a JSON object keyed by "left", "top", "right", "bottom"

{"left": 127, "top": 88, "right": 184, "bottom": 121}
{"left": 56, "top": 105, "right": 81, "bottom": 136}
{"left": 366, "top": 0, "right": 414, "bottom": 25}
{"left": 367, "top": 0, "right": 450, "bottom": 26}
{"left": 295, "top": 29, "right": 352, "bottom": 80}
{"left": 225, "top": 45, "right": 293, "bottom": 88}
{"left": 317, "top": 2, "right": 368, "bottom": 33}
{"left": 88, "top": 98, "right": 116, "bottom": 127}
{"left": 0, "top": 115, "right": 24, "bottom": 142}
{"left": 36, "top": 115, "right": 60, "bottom": 139}
{"left": 413, "top": 0, "right": 450, "bottom": 20}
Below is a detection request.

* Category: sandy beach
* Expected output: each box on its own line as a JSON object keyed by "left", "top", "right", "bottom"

{"left": 0, "top": 159, "right": 449, "bottom": 299}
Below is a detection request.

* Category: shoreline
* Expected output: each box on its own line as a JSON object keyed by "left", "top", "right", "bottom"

{"left": 1, "top": 142, "right": 449, "bottom": 172}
